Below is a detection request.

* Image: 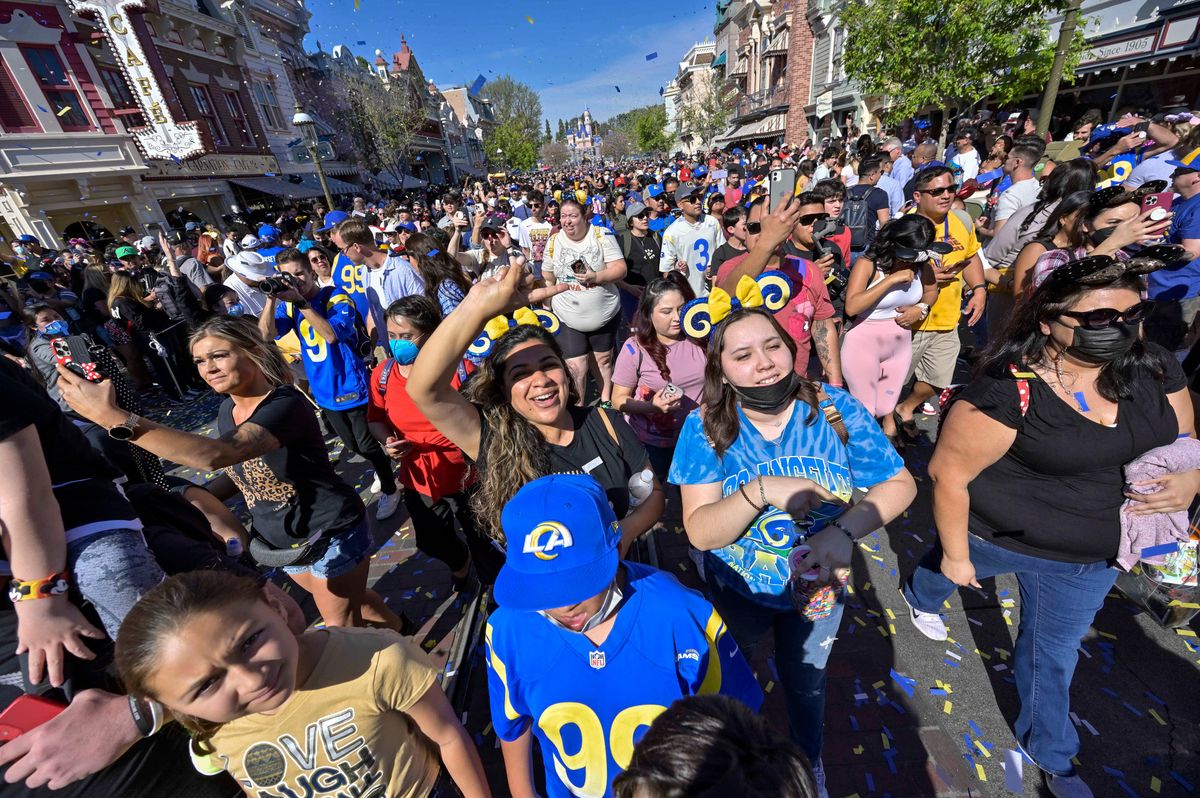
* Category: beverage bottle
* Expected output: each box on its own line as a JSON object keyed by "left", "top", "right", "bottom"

{"left": 225, "top": 537, "right": 243, "bottom": 558}
{"left": 627, "top": 469, "right": 655, "bottom": 508}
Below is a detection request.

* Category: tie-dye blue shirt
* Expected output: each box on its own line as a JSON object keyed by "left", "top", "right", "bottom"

{"left": 669, "top": 388, "right": 904, "bottom": 608}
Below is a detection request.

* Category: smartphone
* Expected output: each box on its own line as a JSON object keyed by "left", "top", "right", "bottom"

{"left": 661, "top": 383, "right": 682, "bottom": 400}
{"left": 0, "top": 695, "right": 66, "bottom": 741}
{"left": 769, "top": 168, "right": 796, "bottom": 211}
{"left": 570, "top": 259, "right": 587, "bottom": 276}
{"left": 1140, "top": 191, "right": 1173, "bottom": 220}
{"left": 52, "top": 335, "right": 103, "bottom": 382}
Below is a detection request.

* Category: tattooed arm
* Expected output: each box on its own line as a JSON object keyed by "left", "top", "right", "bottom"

{"left": 812, "top": 317, "right": 843, "bottom": 387}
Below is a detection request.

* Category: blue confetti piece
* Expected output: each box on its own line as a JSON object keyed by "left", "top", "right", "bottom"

{"left": 882, "top": 750, "right": 898, "bottom": 774}
{"left": 930, "top": 688, "right": 948, "bottom": 695}
{"left": 614, "top": 85, "right": 621, "bottom": 92}
{"left": 943, "top": 658, "right": 960, "bottom": 668}
{"left": 1144, "top": 690, "right": 1166, "bottom": 706}
{"left": 427, "top": 249, "right": 440, "bottom": 256}
{"left": 968, "top": 720, "right": 983, "bottom": 737}
{"left": 849, "top": 714, "right": 859, "bottom": 731}
{"left": 1117, "top": 780, "right": 1139, "bottom": 798}
{"left": 469, "top": 74, "right": 486, "bottom": 95}
{"left": 645, "top": 52, "right": 658, "bottom": 60}
{"left": 1169, "top": 771, "right": 1195, "bottom": 792}
{"left": 1102, "top": 766, "right": 1126, "bottom": 778}
{"left": 1140, "top": 542, "right": 1179, "bottom": 558}
{"left": 659, "top": 86, "right": 664, "bottom": 96}
{"left": 889, "top": 668, "right": 916, "bottom": 697}
{"left": 1121, "top": 701, "right": 1143, "bottom": 717}
{"left": 356, "top": 40, "right": 365, "bottom": 45}
{"left": 37, "top": 105, "right": 48, "bottom": 113}
{"left": 1101, "top": 687, "right": 1120, "bottom": 698}
{"left": 866, "top": 773, "right": 875, "bottom": 791}
{"left": 264, "top": 172, "right": 276, "bottom": 177}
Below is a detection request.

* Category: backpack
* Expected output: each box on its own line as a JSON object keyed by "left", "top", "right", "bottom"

{"left": 841, "top": 187, "right": 875, "bottom": 251}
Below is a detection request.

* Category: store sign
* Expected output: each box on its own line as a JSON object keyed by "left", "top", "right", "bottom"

{"left": 65, "top": 0, "right": 206, "bottom": 161}
{"left": 147, "top": 153, "right": 279, "bottom": 178}
{"left": 814, "top": 90, "right": 833, "bottom": 118}
{"left": 1079, "top": 34, "right": 1156, "bottom": 65}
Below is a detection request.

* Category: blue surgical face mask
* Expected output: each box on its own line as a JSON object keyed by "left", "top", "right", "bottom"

{"left": 389, "top": 337, "right": 419, "bottom": 365}
{"left": 41, "top": 320, "right": 70, "bottom": 338}
{"left": 226, "top": 302, "right": 246, "bottom": 317}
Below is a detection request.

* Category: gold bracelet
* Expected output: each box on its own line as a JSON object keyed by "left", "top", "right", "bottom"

{"left": 757, "top": 475, "right": 768, "bottom": 508}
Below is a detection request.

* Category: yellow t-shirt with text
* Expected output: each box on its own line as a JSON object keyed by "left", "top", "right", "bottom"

{"left": 916, "top": 209, "right": 980, "bottom": 332}
{"left": 202, "top": 627, "right": 440, "bottom": 798}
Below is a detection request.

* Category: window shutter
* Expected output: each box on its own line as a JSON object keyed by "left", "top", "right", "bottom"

{"left": 0, "top": 60, "right": 39, "bottom": 132}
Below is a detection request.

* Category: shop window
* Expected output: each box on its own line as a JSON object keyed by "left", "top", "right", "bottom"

{"left": 62, "top": 220, "right": 114, "bottom": 249}
{"left": 98, "top": 68, "right": 135, "bottom": 109}
{"left": 20, "top": 45, "right": 90, "bottom": 131}
{"left": 0, "top": 58, "right": 40, "bottom": 133}
{"left": 189, "top": 84, "right": 228, "bottom": 146}
{"left": 223, "top": 90, "right": 254, "bottom": 146}
{"left": 252, "top": 80, "right": 284, "bottom": 129}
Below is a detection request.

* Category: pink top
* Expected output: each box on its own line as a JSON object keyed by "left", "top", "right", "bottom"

{"left": 612, "top": 336, "right": 707, "bottom": 447}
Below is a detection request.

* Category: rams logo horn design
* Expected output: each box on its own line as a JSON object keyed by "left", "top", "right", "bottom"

{"left": 523, "top": 521, "right": 574, "bottom": 560}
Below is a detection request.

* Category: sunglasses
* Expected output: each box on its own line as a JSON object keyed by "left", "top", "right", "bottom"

{"left": 798, "top": 212, "right": 829, "bottom": 226}
{"left": 746, "top": 221, "right": 762, "bottom": 235}
{"left": 917, "top": 185, "right": 955, "bottom": 197}
{"left": 1060, "top": 300, "right": 1154, "bottom": 330}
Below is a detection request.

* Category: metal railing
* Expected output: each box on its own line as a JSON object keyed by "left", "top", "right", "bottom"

{"left": 731, "top": 84, "right": 787, "bottom": 118}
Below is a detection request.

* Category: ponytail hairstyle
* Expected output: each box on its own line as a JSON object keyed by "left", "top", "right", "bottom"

{"left": 188, "top": 315, "right": 294, "bottom": 389}
{"left": 632, "top": 273, "right": 696, "bottom": 383}
{"left": 701, "top": 308, "right": 822, "bottom": 457}
{"left": 115, "top": 571, "right": 267, "bottom": 752}
{"left": 1017, "top": 158, "right": 1097, "bottom": 237}
{"left": 464, "top": 324, "right": 580, "bottom": 540}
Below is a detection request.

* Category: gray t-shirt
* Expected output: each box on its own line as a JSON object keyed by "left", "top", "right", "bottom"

{"left": 543, "top": 226, "right": 622, "bottom": 332}
{"left": 984, "top": 199, "right": 1059, "bottom": 270}
{"left": 177, "top": 255, "right": 213, "bottom": 293}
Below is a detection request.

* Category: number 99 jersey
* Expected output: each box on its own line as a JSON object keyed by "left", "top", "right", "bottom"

{"left": 333, "top": 251, "right": 371, "bottom": 324}
{"left": 485, "top": 561, "right": 763, "bottom": 798}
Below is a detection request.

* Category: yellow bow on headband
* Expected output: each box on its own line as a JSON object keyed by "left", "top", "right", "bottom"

{"left": 470, "top": 307, "right": 561, "bottom": 358}
{"left": 680, "top": 270, "right": 793, "bottom": 339}
{"left": 482, "top": 307, "right": 542, "bottom": 342}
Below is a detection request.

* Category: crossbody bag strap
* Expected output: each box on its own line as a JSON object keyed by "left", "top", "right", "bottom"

{"left": 815, "top": 386, "right": 850, "bottom": 446}
{"left": 596, "top": 407, "right": 620, "bottom": 446}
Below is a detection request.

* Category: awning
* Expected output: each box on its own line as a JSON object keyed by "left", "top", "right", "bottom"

{"left": 371, "top": 172, "right": 427, "bottom": 190}
{"left": 229, "top": 173, "right": 359, "bottom": 200}
{"left": 712, "top": 51, "right": 727, "bottom": 68}
{"left": 715, "top": 112, "right": 789, "bottom": 145}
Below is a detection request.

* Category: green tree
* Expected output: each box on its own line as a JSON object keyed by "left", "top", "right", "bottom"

{"left": 342, "top": 72, "right": 429, "bottom": 186}
{"left": 678, "top": 76, "right": 731, "bottom": 150}
{"left": 543, "top": 119, "right": 552, "bottom": 142}
{"left": 485, "top": 119, "right": 537, "bottom": 171}
{"left": 556, "top": 118, "right": 567, "bottom": 140}
{"left": 479, "top": 75, "right": 543, "bottom": 140}
{"left": 632, "top": 105, "right": 671, "bottom": 154}
{"left": 841, "top": 0, "right": 1086, "bottom": 121}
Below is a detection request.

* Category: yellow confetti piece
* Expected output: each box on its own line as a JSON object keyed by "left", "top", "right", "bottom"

{"left": 885, "top": 608, "right": 896, "bottom": 620}
{"left": 944, "top": 600, "right": 952, "bottom": 609}
{"left": 854, "top": 616, "right": 867, "bottom": 626}
{"left": 1169, "top": 600, "right": 1200, "bottom": 609}
{"left": 872, "top": 680, "right": 885, "bottom": 689}
{"left": 877, "top": 625, "right": 889, "bottom": 636}
{"left": 976, "top": 763, "right": 988, "bottom": 782}
{"left": 423, "top": 638, "right": 436, "bottom": 649}
{"left": 1071, "top": 757, "right": 1081, "bottom": 767}
{"left": 943, "top": 700, "right": 952, "bottom": 714}
{"left": 974, "top": 649, "right": 992, "bottom": 660}
{"left": 525, "top": 14, "right": 534, "bottom": 23}
{"left": 862, "top": 581, "right": 871, "bottom": 590}
{"left": 944, "top": 683, "right": 953, "bottom": 694}
{"left": 765, "top": 681, "right": 775, "bottom": 693}
{"left": 1151, "top": 776, "right": 1162, "bottom": 793}
{"left": 1148, "top": 708, "right": 1166, "bottom": 726}
{"left": 946, "top": 636, "right": 957, "bottom": 644}
{"left": 56, "top": 106, "right": 72, "bottom": 116}
{"left": 1097, "top": 631, "right": 1117, "bottom": 640}
{"left": 853, "top": 745, "right": 864, "bottom": 755}
{"left": 974, "top": 740, "right": 991, "bottom": 758}
{"left": 353, "top": 0, "right": 359, "bottom": 7}
{"left": 1176, "top": 628, "right": 1197, "bottom": 637}
{"left": 881, "top": 733, "right": 890, "bottom": 750}
{"left": 484, "top": 722, "right": 493, "bottom": 735}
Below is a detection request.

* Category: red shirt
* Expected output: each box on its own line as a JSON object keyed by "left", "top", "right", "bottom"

{"left": 715, "top": 252, "right": 835, "bottom": 375}
{"left": 367, "top": 361, "right": 474, "bottom": 501}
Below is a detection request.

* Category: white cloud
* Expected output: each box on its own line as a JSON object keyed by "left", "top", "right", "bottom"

{"left": 536, "top": 15, "right": 711, "bottom": 125}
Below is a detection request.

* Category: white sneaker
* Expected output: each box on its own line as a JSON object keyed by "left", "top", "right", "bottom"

{"left": 908, "top": 605, "right": 949, "bottom": 641}
{"left": 811, "top": 757, "right": 830, "bottom": 798}
{"left": 376, "top": 491, "right": 402, "bottom": 520}
{"left": 369, "top": 473, "right": 381, "bottom": 494}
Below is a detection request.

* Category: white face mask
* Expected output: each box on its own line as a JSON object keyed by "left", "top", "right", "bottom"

{"left": 539, "top": 579, "right": 624, "bottom": 634}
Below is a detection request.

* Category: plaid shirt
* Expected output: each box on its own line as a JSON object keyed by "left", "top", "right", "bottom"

{"left": 1031, "top": 246, "right": 1129, "bottom": 293}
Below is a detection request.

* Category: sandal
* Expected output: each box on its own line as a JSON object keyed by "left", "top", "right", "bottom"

{"left": 892, "top": 409, "right": 919, "bottom": 441}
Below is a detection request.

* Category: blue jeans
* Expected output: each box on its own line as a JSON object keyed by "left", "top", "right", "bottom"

{"left": 708, "top": 571, "right": 845, "bottom": 762}
{"left": 903, "top": 534, "right": 1117, "bottom": 776}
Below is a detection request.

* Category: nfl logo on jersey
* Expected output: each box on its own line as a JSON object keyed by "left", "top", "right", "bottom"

{"left": 588, "top": 650, "right": 606, "bottom": 670}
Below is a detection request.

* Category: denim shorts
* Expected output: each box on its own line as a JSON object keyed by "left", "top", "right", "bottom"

{"left": 283, "top": 515, "right": 373, "bottom": 580}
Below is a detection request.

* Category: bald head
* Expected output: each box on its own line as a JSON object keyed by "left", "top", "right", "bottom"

{"left": 912, "top": 141, "right": 938, "bottom": 167}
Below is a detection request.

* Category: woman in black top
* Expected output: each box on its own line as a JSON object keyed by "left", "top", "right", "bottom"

{"left": 903, "top": 251, "right": 1198, "bottom": 797}
{"left": 57, "top": 316, "right": 402, "bottom": 631}
{"left": 408, "top": 260, "right": 665, "bottom": 550}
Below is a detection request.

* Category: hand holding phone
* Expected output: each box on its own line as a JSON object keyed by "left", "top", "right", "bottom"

{"left": 769, "top": 168, "right": 797, "bottom": 211}
{"left": 0, "top": 695, "right": 66, "bottom": 741}
{"left": 51, "top": 336, "right": 103, "bottom": 382}
{"left": 1140, "top": 191, "right": 1173, "bottom": 221}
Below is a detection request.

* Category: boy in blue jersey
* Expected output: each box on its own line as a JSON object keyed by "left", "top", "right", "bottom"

{"left": 259, "top": 248, "right": 401, "bottom": 519}
{"left": 485, "top": 474, "right": 762, "bottom": 798}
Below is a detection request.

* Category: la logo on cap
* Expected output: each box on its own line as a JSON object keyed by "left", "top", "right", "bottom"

{"left": 523, "top": 522, "right": 574, "bottom": 561}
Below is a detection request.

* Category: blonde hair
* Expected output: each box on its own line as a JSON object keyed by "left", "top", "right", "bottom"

{"left": 188, "top": 316, "right": 294, "bottom": 388}
{"left": 106, "top": 271, "right": 151, "bottom": 311}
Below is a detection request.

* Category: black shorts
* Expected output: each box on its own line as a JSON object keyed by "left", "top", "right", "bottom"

{"left": 558, "top": 313, "right": 620, "bottom": 359}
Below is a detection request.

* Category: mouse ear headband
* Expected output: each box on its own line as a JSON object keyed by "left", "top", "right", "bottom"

{"left": 468, "top": 307, "right": 560, "bottom": 358}
{"left": 680, "top": 271, "right": 792, "bottom": 340}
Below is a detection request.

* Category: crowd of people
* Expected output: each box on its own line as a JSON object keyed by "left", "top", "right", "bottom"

{"left": 0, "top": 95, "right": 1198, "bottom": 798}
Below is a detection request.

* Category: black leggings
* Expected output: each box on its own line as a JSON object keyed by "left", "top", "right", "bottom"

{"left": 323, "top": 405, "right": 397, "bottom": 494}
{"left": 402, "top": 489, "right": 502, "bottom": 585}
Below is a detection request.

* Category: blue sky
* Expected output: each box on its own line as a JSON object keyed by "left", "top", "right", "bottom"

{"left": 303, "top": 0, "right": 716, "bottom": 126}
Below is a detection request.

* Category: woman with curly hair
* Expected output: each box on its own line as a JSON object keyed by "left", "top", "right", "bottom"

{"left": 407, "top": 262, "right": 664, "bottom": 549}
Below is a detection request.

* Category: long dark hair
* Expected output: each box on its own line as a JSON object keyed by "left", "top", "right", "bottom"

{"left": 632, "top": 274, "right": 696, "bottom": 382}
{"left": 864, "top": 215, "right": 937, "bottom": 273}
{"left": 1033, "top": 190, "right": 1093, "bottom": 244}
{"left": 1064, "top": 189, "right": 1140, "bottom": 249}
{"left": 980, "top": 271, "right": 1167, "bottom": 401}
{"left": 1017, "top": 158, "right": 1097, "bottom": 237}
{"left": 404, "top": 232, "right": 472, "bottom": 306}
{"left": 702, "top": 309, "right": 822, "bottom": 457}
{"left": 464, "top": 324, "right": 580, "bottom": 540}
{"left": 384, "top": 294, "right": 442, "bottom": 337}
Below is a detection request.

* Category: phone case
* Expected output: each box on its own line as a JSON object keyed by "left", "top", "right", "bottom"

{"left": 51, "top": 336, "right": 103, "bottom": 382}
{"left": 0, "top": 695, "right": 66, "bottom": 741}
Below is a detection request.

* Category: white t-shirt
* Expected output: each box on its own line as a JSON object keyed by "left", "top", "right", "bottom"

{"left": 543, "top": 225, "right": 622, "bottom": 331}
{"left": 993, "top": 177, "right": 1040, "bottom": 224}
{"left": 841, "top": 163, "right": 859, "bottom": 187}
{"left": 518, "top": 217, "right": 553, "bottom": 266}
{"left": 953, "top": 148, "right": 980, "bottom": 182}
{"left": 659, "top": 214, "right": 725, "bottom": 297}
{"left": 222, "top": 273, "right": 267, "bottom": 316}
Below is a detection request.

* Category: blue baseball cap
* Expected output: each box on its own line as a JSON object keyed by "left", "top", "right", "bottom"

{"left": 1167, "top": 145, "right": 1200, "bottom": 174}
{"left": 495, "top": 474, "right": 621, "bottom": 612}
{"left": 16, "top": 234, "right": 39, "bottom": 244}
{"left": 27, "top": 271, "right": 54, "bottom": 281}
{"left": 257, "top": 223, "right": 280, "bottom": 242}
{"left": 646, "top": 183, "right": 665, "bottom": 199}
{"left": 316, "top": 210, "right": 349, "bottom": 233}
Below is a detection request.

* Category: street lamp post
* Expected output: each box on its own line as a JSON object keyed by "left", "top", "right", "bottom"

{"left": 292, "top": 103, "right": 334, "bottom": 210}
{"left": 495, "top": 147, "right": 505, "bottom": 173}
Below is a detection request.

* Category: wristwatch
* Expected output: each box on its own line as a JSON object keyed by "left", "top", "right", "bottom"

{"left": 108, "top": 412, "right": 142, "bottom": 441}
{"left": 916, "top": 302, "right": 930, "bottom": 318}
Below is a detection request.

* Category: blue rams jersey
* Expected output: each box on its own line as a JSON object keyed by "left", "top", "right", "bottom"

{"left": 670, "top": 388, "right": 904, "bottom": 608}
{"left": 332, "top": 251, "right": 371, "bottom": 323}
{"left": 274, "top": 286, "right": 368, "bottom": 410}
{"left": 256, "top": 245, "right": 283, "bottom": 267}
{"left": 485, "top": 561, "right": 762, "bottom": 798}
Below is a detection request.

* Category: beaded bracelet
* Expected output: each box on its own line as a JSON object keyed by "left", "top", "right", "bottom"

{"left": 738, "top": 482, "right": 762, "bottom": 512}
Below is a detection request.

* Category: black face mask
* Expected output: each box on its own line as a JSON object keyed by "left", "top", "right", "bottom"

{"left": 1088, "top": 225, "right": 1117, "bottom": 247}
{"left": 731, "top": 370, "right": 802, "bottom": 412}
{"left": 1067, "top": 321, "right": 1139, "bottom": 364}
